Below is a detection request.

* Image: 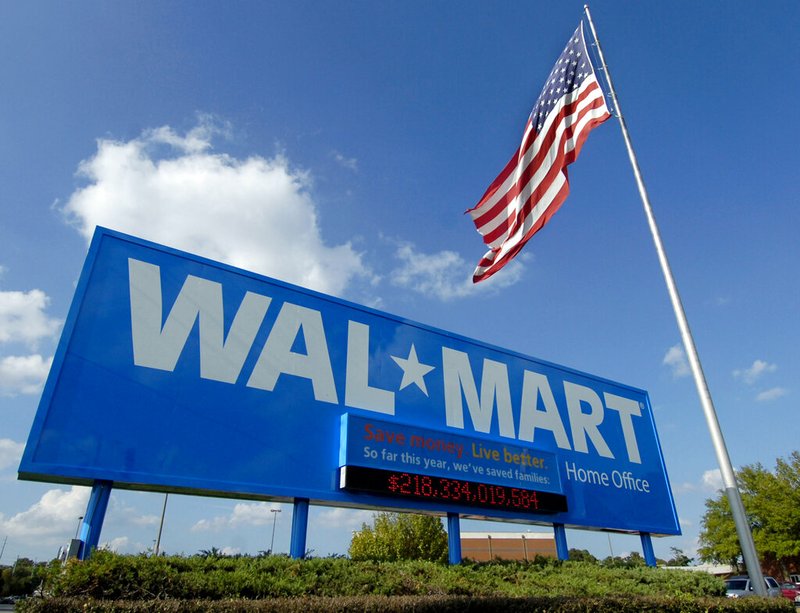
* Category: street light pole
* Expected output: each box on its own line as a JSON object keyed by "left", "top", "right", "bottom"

{"left": 74, "top": 516, "right": 84, "bottom": 540}
{"left": 270, "top": 508, "right": 281, "bottom": 554}
{"left": 154, "top": 493, "right": 169, "bottom": 556}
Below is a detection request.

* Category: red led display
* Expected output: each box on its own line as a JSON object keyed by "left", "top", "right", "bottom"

{"left": 340, "top": 465, "right": 567, "bottom": 514}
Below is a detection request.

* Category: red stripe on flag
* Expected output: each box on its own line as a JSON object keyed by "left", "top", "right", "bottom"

{"left": 485, "top": 92, "right": 611, "bottom": 248}
{"left": 469, "top": 81, "right": 605, "bottom": 228}
{"left": 469, "top": 82, "right": 607, "bottom": 241}
{"left": 470, "top": 90, "right": 610, "bottom": 281}
{"left": 468, "top": 22, "right": 611, "bottom": 283}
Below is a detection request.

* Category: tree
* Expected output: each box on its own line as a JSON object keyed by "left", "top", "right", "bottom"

{"left": 664, "top": 547, "right": 693, "bottom": 567}
{"left": 0, "top": 558, "right": 50, "bottom": 597}
{"left": 567, "top": 548, "right": 598, "bottom": 563}
{"left": 601, "top": 551, "right": 646, "bottom": 568}
{"left": 698, "top": 451, "right": 800, "bottom": 575}
{"left": 348, "top": 512, "right": 448, "bottom": 563}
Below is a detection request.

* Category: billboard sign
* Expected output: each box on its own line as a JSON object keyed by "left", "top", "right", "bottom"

{"left": 21, "top": 228, "right": 679, "bottom": 535}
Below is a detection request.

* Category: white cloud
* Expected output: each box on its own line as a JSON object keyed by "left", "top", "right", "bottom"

{"left": 227, "top": 502, "right": 280, "bottom": 527}
{"left": 671, "top": 481, "right": 697, "bottom": 495}
{"left": 0, "top": 285, "right": 59, "bottom": 396}
{"left": 98, "top": 536, "right": 150, "bottom": 555}
{"left": 674, "top": 468, "right": 726, "bottom": 495}
{"left": 733, "top": 359, "right": 777, "bottom": 385}
{"left": 0, "top": 486, "right": 159, "bottom": 552}
{"left": 390, "top": 242, "right": 524, "bottom": 300}
{"left": 100, "top": 536, "right": 130, "bottom": 552}
{"left": 314, "top": 508, "right": 373, "bottom": 530}
{"left": 190, "top": 516, "right": 225, "bottom": 532}
{"left": 0, "top": 354, "right": 53, "bottom": 396}
{"left": 755, "top": 387, "right": 788, "bottom": 402}
{"left": 0, "top": 486, "right": 90, "bottom": 540}
{"left": 191, "top": 501, "right": 283, "bottom": 532}
{"left": 0, "top": 289, "right": 61, "bottom": 347}
{"left": 61, "top": 118, "right": 369, "bottom": 297}
{"left": 103, "top": 494, "right": 160, "bottom": 529}
{"left": 130, "top": 513, "right": 160, "bottom": 527}
{"left": 193, "top": 505, "right": 374, "bottom": 535}
{"left": 0, "top": 439, "right": 25, "bottom": 471}
{"left": 662, "top": 344, "right": 690, "bottom": 378}
{"left": 702, "top": 468, "right": 723, "bottom": 492}
{"left": 331, "top": 150, "right": 358, "bottom": 171}
{"left": 146, "top": 117, "right": 230, "bottom": 155}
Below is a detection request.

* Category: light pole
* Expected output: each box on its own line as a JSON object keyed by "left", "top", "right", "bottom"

{"left": 154, "top": 493, "right": 169, "bottom": 556}
{"left": 269, "top": 508, "right": 281, "bottom": 553}
{"left": 74, "top": 516, "right": 84, "bottom": 540}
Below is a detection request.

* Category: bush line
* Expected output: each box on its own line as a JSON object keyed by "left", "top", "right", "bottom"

{"left": 16, "top": 551, "right": 794, "bottom": 612}
{"left": 17, "top": 595, "right": 796, "bottom": 613}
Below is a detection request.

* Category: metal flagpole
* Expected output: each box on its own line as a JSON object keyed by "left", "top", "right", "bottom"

{"left": 583, "top": 5, "right": 766, "bottom": 595}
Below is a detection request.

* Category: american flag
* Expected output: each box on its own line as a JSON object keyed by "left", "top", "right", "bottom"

{"left": 468, "top": 22, "right": 611, "bottom": 283}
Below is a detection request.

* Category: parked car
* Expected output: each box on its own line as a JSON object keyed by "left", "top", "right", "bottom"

{"left": 724, "top": 575, "right": 782, "bottom": 598}
{"left": 780, "top": 582, "right": 800, "bottom": 603}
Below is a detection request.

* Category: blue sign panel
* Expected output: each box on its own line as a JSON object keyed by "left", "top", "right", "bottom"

{"left": 20, "top": 228, "right": 679, "bottom": 535}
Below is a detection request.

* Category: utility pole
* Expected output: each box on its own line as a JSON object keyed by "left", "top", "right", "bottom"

{"left": 154, "top": 494, "right": 169, "bottom": 556}
{"left": 270, "top": 508, "right": 281, "bottom": 553}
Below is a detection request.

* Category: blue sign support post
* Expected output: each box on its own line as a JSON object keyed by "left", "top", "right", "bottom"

{"left": 290, "top": 498, "right": 309, "bottom": 559}
{"left": 446, "top": 512, "right": 461, "bottom": 565}
{"left": 553, "top": 523, "right": 569, "bottom": 561}
{"left": 77, "top": 480, "right": 112, "bottom": 560}
{"left": 640, "top": 532, "right": 656, "bottom": 567}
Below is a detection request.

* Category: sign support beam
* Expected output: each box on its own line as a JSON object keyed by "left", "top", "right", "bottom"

{"left": 553, "top": 523, "right": 569, "bottom": 560}
{"left": 640, "top": 532, "right": 656, "bottom": 567}
{"left": 78, "top": 480, "right": 112, "bottom": 560}
{"left": 290, "top": 498, "right": 309, "bottom": 559}
{"left": 446, "top": 512, "right": 461, "bottom": 565}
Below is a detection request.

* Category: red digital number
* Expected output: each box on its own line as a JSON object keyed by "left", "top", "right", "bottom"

{"left": 399, "top": 473, "right": 412, "bottom": 495}
{"left": 447, "top": 479, "right": 462, "bottom": 501}
{"left": 421, "top": 476, "right": 433, "bottom": 497}
{"left": 380, "top": 470, "right": 544, "bottom": 512}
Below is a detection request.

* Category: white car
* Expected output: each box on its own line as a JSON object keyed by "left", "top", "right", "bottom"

{"left": 724, "top": 575, "right": 782, "bottom": 598}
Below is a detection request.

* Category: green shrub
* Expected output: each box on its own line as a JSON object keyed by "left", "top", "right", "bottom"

{"left": 16, "top": 594, "right": 797, "bottom": 613}
{"left": 33, "top": 550, "right": 780, "bottom": 610}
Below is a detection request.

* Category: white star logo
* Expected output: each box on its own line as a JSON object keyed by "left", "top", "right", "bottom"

{"left": 391, "top": 344, "right": 435, "bottom": 396}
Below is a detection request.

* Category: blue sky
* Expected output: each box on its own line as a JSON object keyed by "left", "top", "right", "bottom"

{"left": 1, "top": 1, "right": 798, "bottom": 563}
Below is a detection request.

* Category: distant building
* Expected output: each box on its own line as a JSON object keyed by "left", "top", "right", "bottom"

{"left": 661, "top": 563, "right": 734, "bottom": 576}
{"left": 461, "top": 531, "right": 556, "bottom": 562}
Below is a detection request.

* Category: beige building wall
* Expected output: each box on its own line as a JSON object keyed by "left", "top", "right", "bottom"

{"left": 460, "top": 531, "right": 557, "bottom": 562}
